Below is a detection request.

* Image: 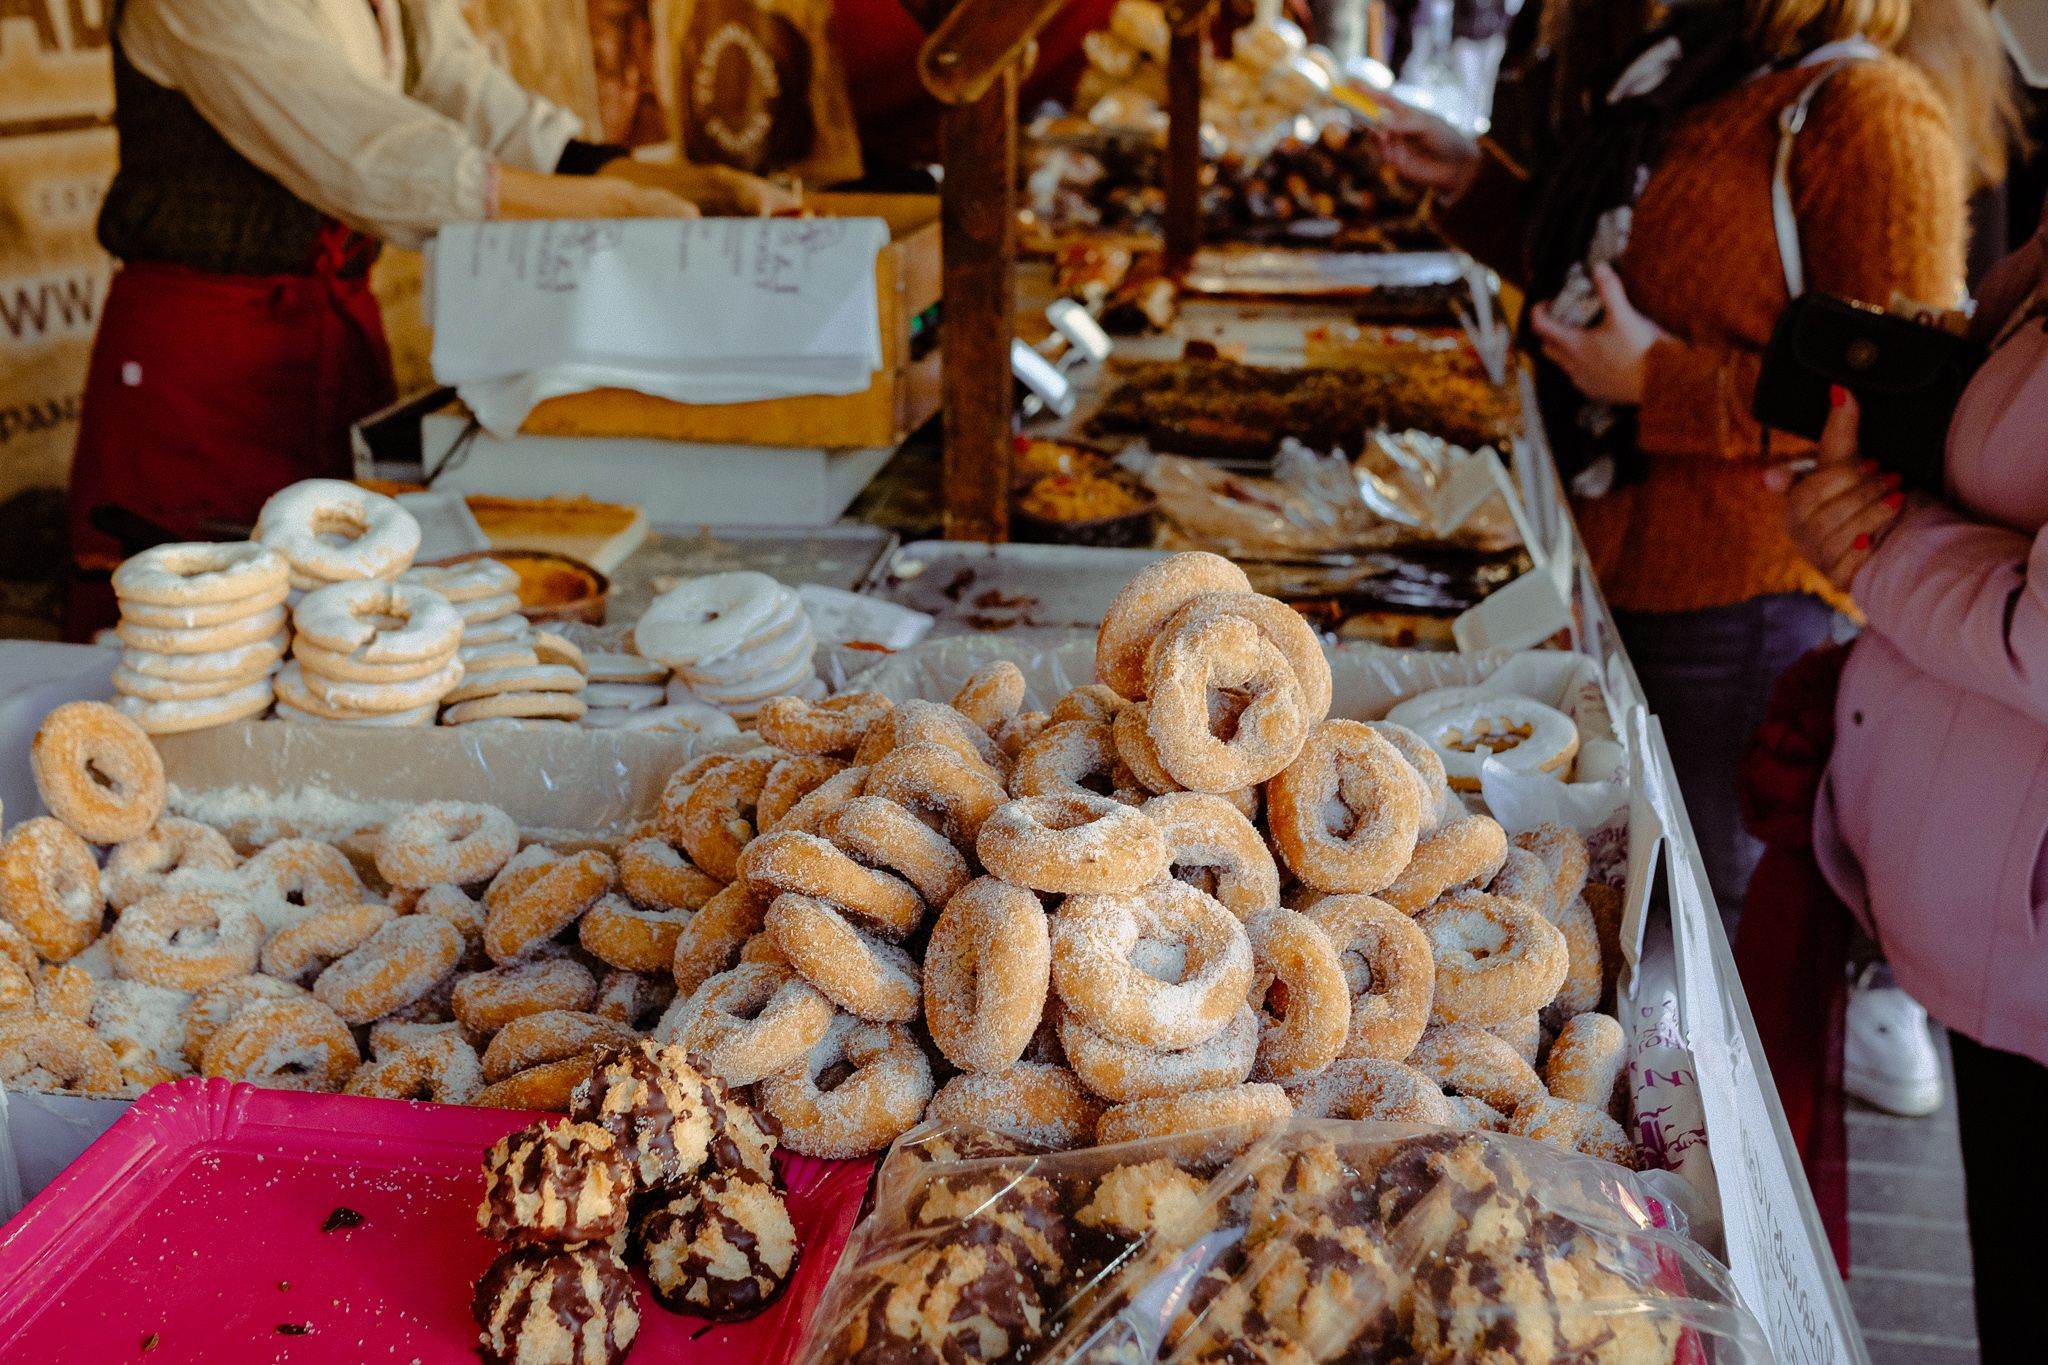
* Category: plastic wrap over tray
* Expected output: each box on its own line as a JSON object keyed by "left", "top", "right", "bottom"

{"left": 798, "top": 1118, "right": 1769, "bottom": 1364}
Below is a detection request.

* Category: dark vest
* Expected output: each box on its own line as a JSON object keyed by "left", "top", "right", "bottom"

{"left": 96, "top": 4, "right": 398, "bottom": 276}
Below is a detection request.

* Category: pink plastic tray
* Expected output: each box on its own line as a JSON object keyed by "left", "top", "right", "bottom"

{"left": 0, "top": 1078, "right": 873, "bottom": 1363}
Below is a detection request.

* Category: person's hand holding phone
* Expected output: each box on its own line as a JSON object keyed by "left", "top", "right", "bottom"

{"left": 1765, "top": 388, "right": 1910, "bottom": 591}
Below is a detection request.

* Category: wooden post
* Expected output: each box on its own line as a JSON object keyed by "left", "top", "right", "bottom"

{"left": 1163, "top": 27, "right": 1204, "bottom": 272}
{"left": 939, "top": 65, "right": 1019, "bottom": 544}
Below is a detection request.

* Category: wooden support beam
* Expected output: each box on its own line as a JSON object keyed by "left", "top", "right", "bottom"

{"left": 1163, "top": 26, "right": 1204, "bottom": 271}
{"left": 939, "top": 65, "right": 1019, "bottom": 544}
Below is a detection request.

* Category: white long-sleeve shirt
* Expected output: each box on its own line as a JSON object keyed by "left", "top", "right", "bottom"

{"left": 120, "top": 0, "right": 583, "bottom": 249}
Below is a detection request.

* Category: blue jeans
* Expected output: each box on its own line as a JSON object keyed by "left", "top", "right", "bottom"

{"left": 1615, "top": 594, "right": 1838, "bottom": 930}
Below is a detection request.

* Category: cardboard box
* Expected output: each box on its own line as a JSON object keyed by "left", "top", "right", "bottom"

{"left": 519, "top": 194, "right": 942, "bottom": 449}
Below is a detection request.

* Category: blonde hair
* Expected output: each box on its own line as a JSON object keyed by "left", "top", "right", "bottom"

{"left": 1747, "top": 0, "right": 2022, "bottom": 188}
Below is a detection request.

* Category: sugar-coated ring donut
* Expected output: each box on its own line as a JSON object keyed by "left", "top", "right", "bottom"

{"left": 926, "top": 1063, "right": 1106, "bottom": 1150}
{"left": 0, "top": 1015, "right": 123, "bottom": 1095}
{"left": 1243, "top": 908, "right": 1349, "bottom": 1084}
{"left": 32, "top": 701, "right": 166, "bottom": 845}
{"left": 113, "top": 539, "right": 289, "bottom": 607}
{"left": 1394, "top": 694, "right": 1581, "bottom": 791}
{"left": 1487, "top": 1012, "right": 1542, "bottom": 1066}
{"left": 756, "top": 690, "right": 893, "bottom": 757}
{"left": 261, "top": 902, "right": 395, "bottom": 982}
{"left": 484, "top": 849, "right": 615, "bottom": 965}
{"left": 635, "top": 571, "right": 783, "bottom": 667}
{"left": 473, "top": 1055, "right": 598, "bottom": 1111}
{"left": 618, "top": 838, "right": 721, "bottom": 912}
{"left": 1095, "top": 1082, "right": 1293, "bottom": 1154}
{"left": 375, "top": 802, "right": 518, "bottom": 889}
{"left": 578, "top": 893, "right": 690, "bottom": 973}
{"left": 0, "top": 818, "right": 101, "bottom": 965}
{"left": 480, "top": 1009, "right": 636, "bottom": 1084}
{"left": 766, "top": 764, "right": 870, "bottom": 837}
{"left": 952, "top": 661, "right": 1026, "bottom": 732}
{"left": 107, "top": 887, "right": 261, "bottom": 990}
{"left": 1061, "top": 1004, "right": 1257, "bottom": 1102}
{"left": 1545, "top": 1011, "right": 1626, "bottom": 1112}
{"left": 347, "top": 1026, "right": 483, "bottom": 1104}
{"left": 993, "top": 711, "right": 1052, "bottom": 764}
{"left": 740, "top": 830, "right": 925, "bottom": 939}
{"left": 736, "top": 933, "right": 787, "bottom": 967}
{"left": 115, "top": 603, "right": 288, "bottom": 656}
{"left": 1145, "top": 614, "right": 1308, "bottom": 792}
{"left": 237, "top": 838, "right": 364, "bottom": 910}
{"left": 1112, "top": 703, "right": 1179, "bottom": 796}
{"left": 1050, "top": 879, "right": 1253, "bottom": 1050}
{"left": 764, "top": 893, "right": 921, "bottom": 1022}
{"left": 1009, "top": 719, "right": 1132, "bottom": 801}
{"left": 103, "top": 818, "right": 235, "bottom": 911}
{"left": 1509, "top": 1095, "right": 1638, "bottom": 1168}
{"left": 453, "top": 958, "right": 598, "bottom": 1036}
{"left": 676, "top": 962, "right": 834, "bottom": 1086}
{"left": 119, "top": 634, "right": 286, "bottom": 683}
{"left": 1267, "top": 721, "right": 1422, "bottom": 895}
{"left": 756, "top": 755, "right": 848, "bottom": 832}
{"left": 311, "top": 914, "right": 462, "bottom": 1024}
{"left": 293, "top": 580, "right": 460, "bottom": 664}
{"left": 591, "top": 969, "right": 675, "bottom": 1033}
{"left": 977, "top": 794, "right": 1170, "bottom": 896}
{"left": 923, "top": 878, "right": 1050, "bottom": 1074}
{"left": 671, "top": 883, "right": 770, "bottom": 994}
{"left": 1142, "top": 791, "right": 1280, "bottom": 919}
{"left": 1364, "top": 720, "right": 1458, "bottom": 828}
{"left": 202, "top": 995, "right": 359, "bottom": 1091}
{"left": 182, "top": 975, "right": 307, "bottom": 1067}
{"left": 256, "top": 478, "right": 418, "bottom": 582}
{"left": 854, "top": 699, "right": 1002, "bottom": 773}
{"left": 863, "top": 741, "right": 1008, "bottom": 848}
{"left": 1408, "top": 1024, "right": 1546, "bottom": 1116}
{"left": 652, "top": 751, "right": 730, "bottom": 828}
{"left": 817, "top": 797, "right": 972, "bottom": 909}
{"left": 1380, "top": 815, "right": 1508, "bottom": 914}
{"left": 1485, "top": 846, "right": 1556, "bottom": 917}
{"left": 1096, "top": 551, "right": 1252, "bottom": 700}
{"left": 1305, "top": 893, "right": 1435, "bottom": 1061}
{"left": 1417, "top": 891, "right": 1567, "bottom": 1027}
{"left": 757, "top": 1015, "right": 934, "bottom": 1158}
{"left": 32, "top": 961, "right": 92, "bottom": 1021}
{"left": 1284, "top": 1057, "right": 1460, "bottom": 1124}
{"left": 671, "top": 753, "right": 776, "bottom": 883}
{"left": 1050, "top": 684, "right": 1125, "bottom": 726}
{"left": 1548, "top": 896, "right": 1605, "bottom": 1021}
{"left": 1150, "top": 590, "right": 1332, "bottom": 726}
{"left": 1513, "top": 823, "right": 1591, "bottom": 921}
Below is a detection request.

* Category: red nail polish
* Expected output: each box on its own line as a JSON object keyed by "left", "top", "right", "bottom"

{"left": 1859, "top": 460, "right": 1879, "bottom": 476}
{"left": 1882, "top": 472, "right": 1904, "bottom": 490}
{"left": 1853, "top": 533, "right": 1872, "bottom": 551}
{"left": 1829, "top": 385, "right": 1850, "bottom": 409}
{"left": 1884, "top": 491, "right": 1905, "bottom": 509}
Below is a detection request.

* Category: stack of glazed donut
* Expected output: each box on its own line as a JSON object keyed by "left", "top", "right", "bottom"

{"left": 646, "top": 552, "right": 1632, "bottom": 1169}
{"left": 636, "top": 572, "right": 825, "bottom": 724}
{"left": 254, "top": 479, "right": 420, "bottom": 598}
{"left": 276, "top": 580, "right": 468, "bottom": 727}
{"left": 110, "top": 542, "right": 292, "bottom": 734}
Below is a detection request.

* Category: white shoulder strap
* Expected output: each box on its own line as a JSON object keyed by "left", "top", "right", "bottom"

{"left": 1772, "top": 47, "right": 1878, "bottom": 299}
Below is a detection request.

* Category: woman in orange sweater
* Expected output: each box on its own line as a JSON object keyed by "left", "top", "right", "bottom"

{"left": 1380, "top": 0, "right": 2011, "bottom": 915}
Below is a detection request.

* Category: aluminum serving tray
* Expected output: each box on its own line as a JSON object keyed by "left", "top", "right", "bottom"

{"left": 867, "top": 541, "right": 1172, "bottom": 636}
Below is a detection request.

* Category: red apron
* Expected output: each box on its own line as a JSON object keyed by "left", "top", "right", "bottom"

{"left": 65, "top": 223, "right": 395, "bottom": 638}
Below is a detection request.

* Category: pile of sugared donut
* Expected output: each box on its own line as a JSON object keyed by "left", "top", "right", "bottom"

{"left": 657, "top": 552, "right": 1633, "bottom": 1167}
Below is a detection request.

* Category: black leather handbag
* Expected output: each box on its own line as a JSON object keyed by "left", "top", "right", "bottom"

{"left": 1746, "top": 52, "right": 1984, "bottom": 491}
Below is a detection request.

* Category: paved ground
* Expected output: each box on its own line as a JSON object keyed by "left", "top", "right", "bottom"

{"left": 1847, "top": 1033, "right": 1979, "bottom": 1364}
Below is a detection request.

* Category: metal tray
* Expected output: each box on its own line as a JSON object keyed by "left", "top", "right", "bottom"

{"left": 868, "top": 541, "right": 1172, "bottom": 635}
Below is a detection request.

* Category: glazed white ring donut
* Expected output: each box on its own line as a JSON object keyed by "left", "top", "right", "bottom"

{"left": 1383, "top": 686, "right": 1494, "bottom": 730}
{"left": 679, "top": 596, "right": 808, "bottom": 682}
{"left": 113, "top": 663, "right": 272, "bottom": 703}
{"left": 635, "top": 571, "right": 783, "bottom": 667}
{"left": 118, "top": 581, "right": 290, "bottom": 629}
{"left": 462, "top": 616, "right": 531, "bottom": 648}
{"left": 120, "top": 634, "right": 287, "bottom": 684}
{"left": 274, "top": 699, "right": 437, "bottom": 727}
{"left": 585, "top": 652, "right": 668, "bottom": 685}
{"left": 583, "top": 682, "right": 665, "bottom": 710}
{"left": 292, "top": 581, "right": 463, "bottom": 665}
{"left": 116, "top": 604, "right": 288, "bottom": 655}
{"left": 399, "top": 559, "right": 519, "bottom": 602}
{"left": 255, "top": 479, "right": 419, "bottom": 582}
{"left": 443, "top": 692, "right": 588, "bottom": 724}
{"left": 453, "top": 592, "right": 523, "bottom": 626}
{"left": 1406, "top": 697, "right": 1580, "bottom": 791}
{"left": 292, "top": 638, "right": 458, "bottom": 684}
{"left": 114, "top": 680, "right": 272, "bottom": 734}
{"left": 459, "top": 640, "right": 541, "bottom": 673}
{"left": 531, "top": 631, "right": 585, "bottom": 674}
{"left": 581, "top": 703, "right": 740, "bottom": 735}
{"left": 295, "top": 658, "right": 464, "bottom": 714}
{"left": 442, "top": 664, "right": 585, "bottom": 705}
{"left": 112, "top": 541, "right": 289, "bottom": 607}
{"left": 681, "top": 648, "right": 816, "bottom": 705}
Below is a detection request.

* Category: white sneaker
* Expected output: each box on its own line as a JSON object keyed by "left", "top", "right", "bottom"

{"left": 1843, "top": 972, "right": 1943, "bottom": 1117}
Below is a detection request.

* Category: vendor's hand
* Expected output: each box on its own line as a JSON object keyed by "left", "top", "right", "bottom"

{"left": 1763, "top": 389, "right": 1908, "bottom": 591}
{"left": 599, "top": 179, "right": 702, "bottom": 219}
{"left": 1528, "top": 264, "right": 1672, "bottom": 406}
{"left": 711, "top": 167, "right": 803, "bottom": 217}
{"left": 1371, "top": 103, "right": 1481, "bottom": 200}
